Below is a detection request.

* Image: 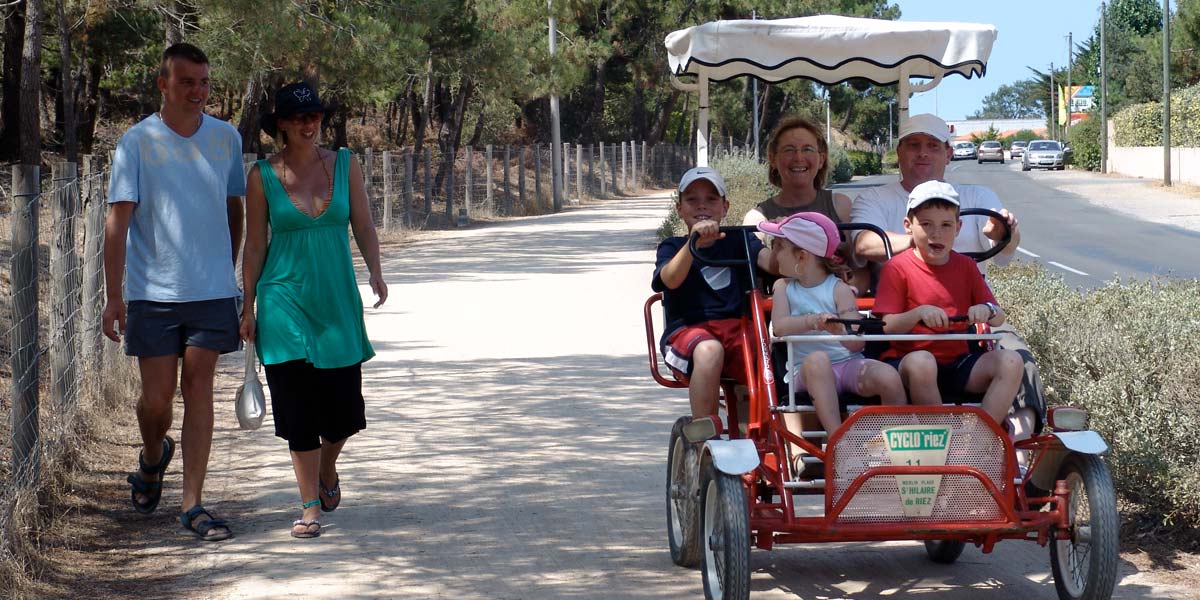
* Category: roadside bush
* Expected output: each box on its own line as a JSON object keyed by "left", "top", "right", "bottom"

{"left": 990, "top": 263, "right": 1200, "bottom": 526}
{"left": 1001, "top": 129, "right": 1041, "bottom": 146}
{"left": 1114, "top": 83, "right": 1200, "bottom": 147}
{"left": 847, "top": 149, "right": 882, "bottom": 176}
{"left": 1067, "top": 114, "right": 1102, "bottom": 171}
{"left": 828, "top": 146, "right": 853, "bottom": 184}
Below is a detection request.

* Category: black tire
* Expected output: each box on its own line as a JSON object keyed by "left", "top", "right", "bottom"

{"left": 1050, "top": 454, "right": 1119, "bottom": 600}
{"left": 1001, "top": 159, "right": 1005, "bottom": 164}
{"left": 924, "top": 540, "right": 966, "bottom": 564}
{"left": 667, "top": 417, "right": 702, "bottom": 567}
{"left": 977, "top": 160, "right": 983, "bottom": 164}
{"left": 1022, "top": 163, "right": 1030, "bottom": 172}
{"left": 700, "top": 462, "right": 751, "bottom": 600}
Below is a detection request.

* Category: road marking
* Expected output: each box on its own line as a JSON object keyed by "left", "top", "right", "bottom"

{"left": 1048, "top": 261, "right": 1089, "bottom": 276}
{"left": 1017, "top": 247, "right": 1040, "bottom": 258}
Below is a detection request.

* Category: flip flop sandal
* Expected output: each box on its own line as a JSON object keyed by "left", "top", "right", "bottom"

{"left": 127, "top": 436, "right": 175, "bottom": 514}
{"left": 180, "top": 505, "right": 233, "bottom": 542}
{"left": 319, "top": 477, "right": 341, "bottom": 513}
{"left": 292, "top": 499, "right": 322, "bottom": 538}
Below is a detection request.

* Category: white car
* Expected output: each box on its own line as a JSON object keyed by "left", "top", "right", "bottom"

{"left": 952, "top": 141, "right": 977, "bottom": 160}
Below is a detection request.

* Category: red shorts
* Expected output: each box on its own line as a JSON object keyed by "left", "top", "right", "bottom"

{"left": 663, "top": 318, "right": 749, "bottom": 384}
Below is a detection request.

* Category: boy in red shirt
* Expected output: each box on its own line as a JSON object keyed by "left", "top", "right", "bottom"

{"left": 872, "top": 180, "right": 1024, "bottom": 426}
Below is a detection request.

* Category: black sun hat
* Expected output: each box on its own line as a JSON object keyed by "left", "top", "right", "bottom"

{"left": 260, "top": 81, "right": 326, "bottom": 138}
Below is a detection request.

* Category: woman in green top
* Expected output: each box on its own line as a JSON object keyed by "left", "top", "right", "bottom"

{"left": 241, "top": 82, "right": 387, "bottom": 539}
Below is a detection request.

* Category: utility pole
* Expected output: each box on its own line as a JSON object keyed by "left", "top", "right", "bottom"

{"left": 752, "top": 9, "right": 760, "bottom": 160}
{"left": 1101, "top": 2, "right": 1109, "bottom": 173}
{"left": 1066, "top": 32, "right": 1073, "bottom": 137}
{"left": 549, "top": 0, "right": 563, "bottom": 208}
{"left": 1049, "top": 63, "right": 1056, "bottom": 140}
{"left": 1163, "top": 0, "right": 1171, "bottom": 186}
{"left": 888, "top": 100, "right": 894, "bottom": 148}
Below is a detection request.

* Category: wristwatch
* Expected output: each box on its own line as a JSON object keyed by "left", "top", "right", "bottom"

{"left": 984, "top": 302, "right": 1000, "bottom": 320}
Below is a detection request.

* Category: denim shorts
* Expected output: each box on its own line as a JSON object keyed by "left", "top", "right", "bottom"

{"left": 125, "top": 297, "right": 241, "bottom": 357}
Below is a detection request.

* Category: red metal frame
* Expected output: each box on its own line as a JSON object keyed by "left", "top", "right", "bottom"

{"left": 645, "top": 288, "right": 1075, "bottom": 553}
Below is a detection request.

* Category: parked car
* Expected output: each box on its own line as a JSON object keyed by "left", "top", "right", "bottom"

{"left": 977, "top": 140, "right": 1004, "bottom": 164}
{"left": 952, "top": 141, "right": 977, "bottom": 160}
{"left": 1021, "top": 140, "right": 1065, "bottom": 171}
{"left": 1010, "top": 140, "right": 1028, "bottom": 159}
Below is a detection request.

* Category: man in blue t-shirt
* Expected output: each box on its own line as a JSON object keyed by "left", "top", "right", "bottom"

{"left": 653, "top": 167, "right": 772, "bottom": 441}
{"left": 102, "top": 43, "right": 244, "bottom": 542}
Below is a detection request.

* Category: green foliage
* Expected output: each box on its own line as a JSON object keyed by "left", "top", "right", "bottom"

{"left": 655, "top": 152, "right": 774, "bottom": 239}
{"left": 828, "top": 145, "right": 854, "bottom": 183}
{"left": 882, "top": 148, "right": 898, "bottom": 169}
{"left": 1067, "top": 114, "right": 1103, "bottom": 171}
{"left": 1113, "top": 83, "right": 1200, "bottom": 147}
{"left": 970, "top": 81, "right": 1045, "bottom": 119}
{"left": 989, "top": 263, "right": 1200, "bottom": 526}
{"left": 846, "top": 149, "right": 881, "bottom": 176}
{"left": 1001, "top": 129, "right": 1041, "bottom": 146}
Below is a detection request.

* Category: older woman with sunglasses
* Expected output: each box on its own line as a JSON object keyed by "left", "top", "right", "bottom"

{"left": 240, "top": 82, "right": 387, "bottom": 539}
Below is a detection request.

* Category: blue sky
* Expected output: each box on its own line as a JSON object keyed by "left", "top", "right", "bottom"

{"left": 893, "top": 1, "right": 1107, "bottom": 120}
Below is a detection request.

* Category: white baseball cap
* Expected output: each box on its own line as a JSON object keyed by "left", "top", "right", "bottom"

{"left": 907, "top": 180, "right": 960, "bottom": 212}
{"left": 899, "top": 113, "right": 952, "bottom": 144}
{"left": 678, "top": 167, "right": 727, "bottom": 197}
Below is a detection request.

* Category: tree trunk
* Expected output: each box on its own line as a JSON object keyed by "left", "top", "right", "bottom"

{"left": 236, "top": 75, "right": 265, "bottom": 156}
{"left": 19, "top": 0, "right": 44, "bottom": 165}
{"left": 328, "top": 96, "right": 348, "bottom": 150}
{"left": 393, "top": 77, "right": 413, "bottom": 145}
{"left": 468, "top": 103, "right": 485, "bottom": 148}
{"left": 163, "top": 0, "right": 191, "bottom": 46}
{"left": 672, "top": 93, "right": 690, "bottom": 146}
{"left": 649, "top": 89, "right": 680, "bottom": 145}
{"left": 78, "top": 60, "right": 100, "bottom": 152}
{"left": 411, "top": 54, "right": 433, "bottom": 158}
{"left": 433, "top": 80, "right": 474, "bottom": 194}
{"left": 0, "top": 2, "right": 25, "bottom": 161}
{"left": 631, "top": 73, "right": 647, "bottom": 140}
{"left": 589, "top": 57, "right": 607, "bottom": 139}
{"left": 57, "top": 0, "right": 77, "bottom": 162}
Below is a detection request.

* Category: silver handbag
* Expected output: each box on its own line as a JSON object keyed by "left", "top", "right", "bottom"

{"left": 235, "top": 341, "right": 267, "bottom": 430}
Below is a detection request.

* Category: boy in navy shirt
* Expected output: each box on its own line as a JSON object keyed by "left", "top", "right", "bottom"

{"left": 653, "top": 167, "right": 773, "bottom": 440}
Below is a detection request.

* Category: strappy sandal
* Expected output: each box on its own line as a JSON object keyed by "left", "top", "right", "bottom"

{"left": 292, "top": 499, "right": 322, "bottom": 538}
{"left": 319, "top": 476, "right": 341, "bottom": 513}
{"left": 126, "top": 436, "right": 175, "bottom": 514}
{"left": 180, "top": 505, "right": 233, "bottom": 542}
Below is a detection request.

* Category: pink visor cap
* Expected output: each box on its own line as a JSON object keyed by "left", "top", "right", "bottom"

{"left": 756, "top": 212, "right": 840, "bottom": 259}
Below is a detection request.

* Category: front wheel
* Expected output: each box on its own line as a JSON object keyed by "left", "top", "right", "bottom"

{"left": 700, "top": 462, "right": 751, "bottom": 600}
{"left": 1022, "top": 163, "right": 1031, "bottom": 172}
{"left": 667, "top": 417, "right": 702, "bottom": 567}
{"left": 924, "top": 540, "right": 966, "bottom": 564}
{"left": 1050, "top": 454, "right": 1119, "bottom": 600}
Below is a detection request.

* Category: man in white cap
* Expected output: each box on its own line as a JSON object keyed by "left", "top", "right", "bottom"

{"left": 850, "top": 113, "right": 1020, "bottom": 269}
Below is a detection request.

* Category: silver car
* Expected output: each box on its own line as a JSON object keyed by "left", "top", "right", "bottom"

{"left": 1021, "top": 140, "right": 1065, "bottom": 171}
{"left": 1010, "top": 140, "right": 1028, "bottom": 159}
{"left": 952, "top": 141, "right": 977, "bottom": 160}
{"left": 977, "top": 140, "right": 1004, "bottom": 164}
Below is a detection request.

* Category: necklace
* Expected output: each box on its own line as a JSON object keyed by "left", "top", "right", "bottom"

{"left": 156, "top": 111, "right": 203, "bottom": 135}
{"left": 280, "top": 147, "right": 333, "bottom": 218}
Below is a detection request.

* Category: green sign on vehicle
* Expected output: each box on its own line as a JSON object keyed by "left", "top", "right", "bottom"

{"left": 884, "top": 425, "right": 952, "bottom": 517}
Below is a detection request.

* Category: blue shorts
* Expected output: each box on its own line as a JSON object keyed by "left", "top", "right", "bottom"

{"left": 125, "top": 298, "right": 241, "bottom": 357}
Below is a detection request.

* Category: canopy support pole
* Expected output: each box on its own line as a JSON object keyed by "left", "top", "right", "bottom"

{"left": 671, "top": 74, "right": 709, "bottom": 167}
{"left": 897, "top": 64, "right": 944, "bottom": 129}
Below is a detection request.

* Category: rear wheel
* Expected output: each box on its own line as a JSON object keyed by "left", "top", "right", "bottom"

{"left": 667, "top": 417, "right": 702, "bottom": 567}
{"left": 700, "top": 462, "right": 751, "bottom": 600}
{"left": 924, "top": 540, "right": 966, "bottom": 564}
{"left": 1050, "top": 454, "right": 1118, "bottom": 600}
{"left": 1022, "top": 163, "right": 1030, "bottom": 172}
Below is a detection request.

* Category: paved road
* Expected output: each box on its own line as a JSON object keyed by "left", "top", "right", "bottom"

{"left": 141, "top": 186, "right": 1198, "bottom": 600}
{"left": 846, "top": 161, "right": 1200, "bottom": 288}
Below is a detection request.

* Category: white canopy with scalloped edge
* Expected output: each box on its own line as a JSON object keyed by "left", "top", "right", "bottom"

{"left": 663, "top": 15, "right": 997, "bottom": 165}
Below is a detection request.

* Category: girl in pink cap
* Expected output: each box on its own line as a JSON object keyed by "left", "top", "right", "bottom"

{"left": 758, "top": 212, "right": 905, "bottom": 475}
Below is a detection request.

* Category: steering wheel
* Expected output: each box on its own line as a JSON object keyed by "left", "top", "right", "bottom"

{"left": 686, "top": 225, "right": 760, "bottom": 268}
{"left": 959, "top": 208, "right": 1012, "bottom": 262}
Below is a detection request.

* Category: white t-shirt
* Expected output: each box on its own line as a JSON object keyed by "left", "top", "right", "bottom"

{"left": 107, "top": 114, "right": 247, "bottom": 302}
{"left": 849, "top": 180, "right": 1013, "bottom": 270}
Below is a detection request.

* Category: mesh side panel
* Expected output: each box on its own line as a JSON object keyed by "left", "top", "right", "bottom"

{"left": 830, "top": 412, "right": 1008, "bottom": 523}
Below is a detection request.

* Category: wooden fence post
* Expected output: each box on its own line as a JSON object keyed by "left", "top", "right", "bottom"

{"left": 50, "top": 161, "right": 80, "bottom": 411}
{"left": 403, "top": 149, "right": 414, "bottom": 228}
{"left": 641, "top": 141, "right": 648, "bottom": 191}
{"left": 587, "top": 144, "right": 595, "bottom": 199}
{"left": 465, "top": 147, "right": 473, "bottom": 220}
{"left": 562, "top": 142, "right": 570, "bottom": 204}
{"left": 381, "top": 151, "right": 393, "bottom": 232}
{"left": 518, "top": 145, "right": 527, "bottom": 212}
{"left": 599, "top": 142, "right": 607, "bottom": 197}
{"left": 503, "top": 145, "right": 511, "bottom": 215}
{"left": 80, "top": 155, "right": 104, "bottom": 378}
{"left": 575, "top": 144, "right": 583, "bottom": 204}
{"left": 485, "top": 145, "right": 494, "bottom": 215}
{"left": 423, "top": 147, "right": 433, "bottom": 217}
{"left": 10, "top": 164, "right": 41, "bottom": 486}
